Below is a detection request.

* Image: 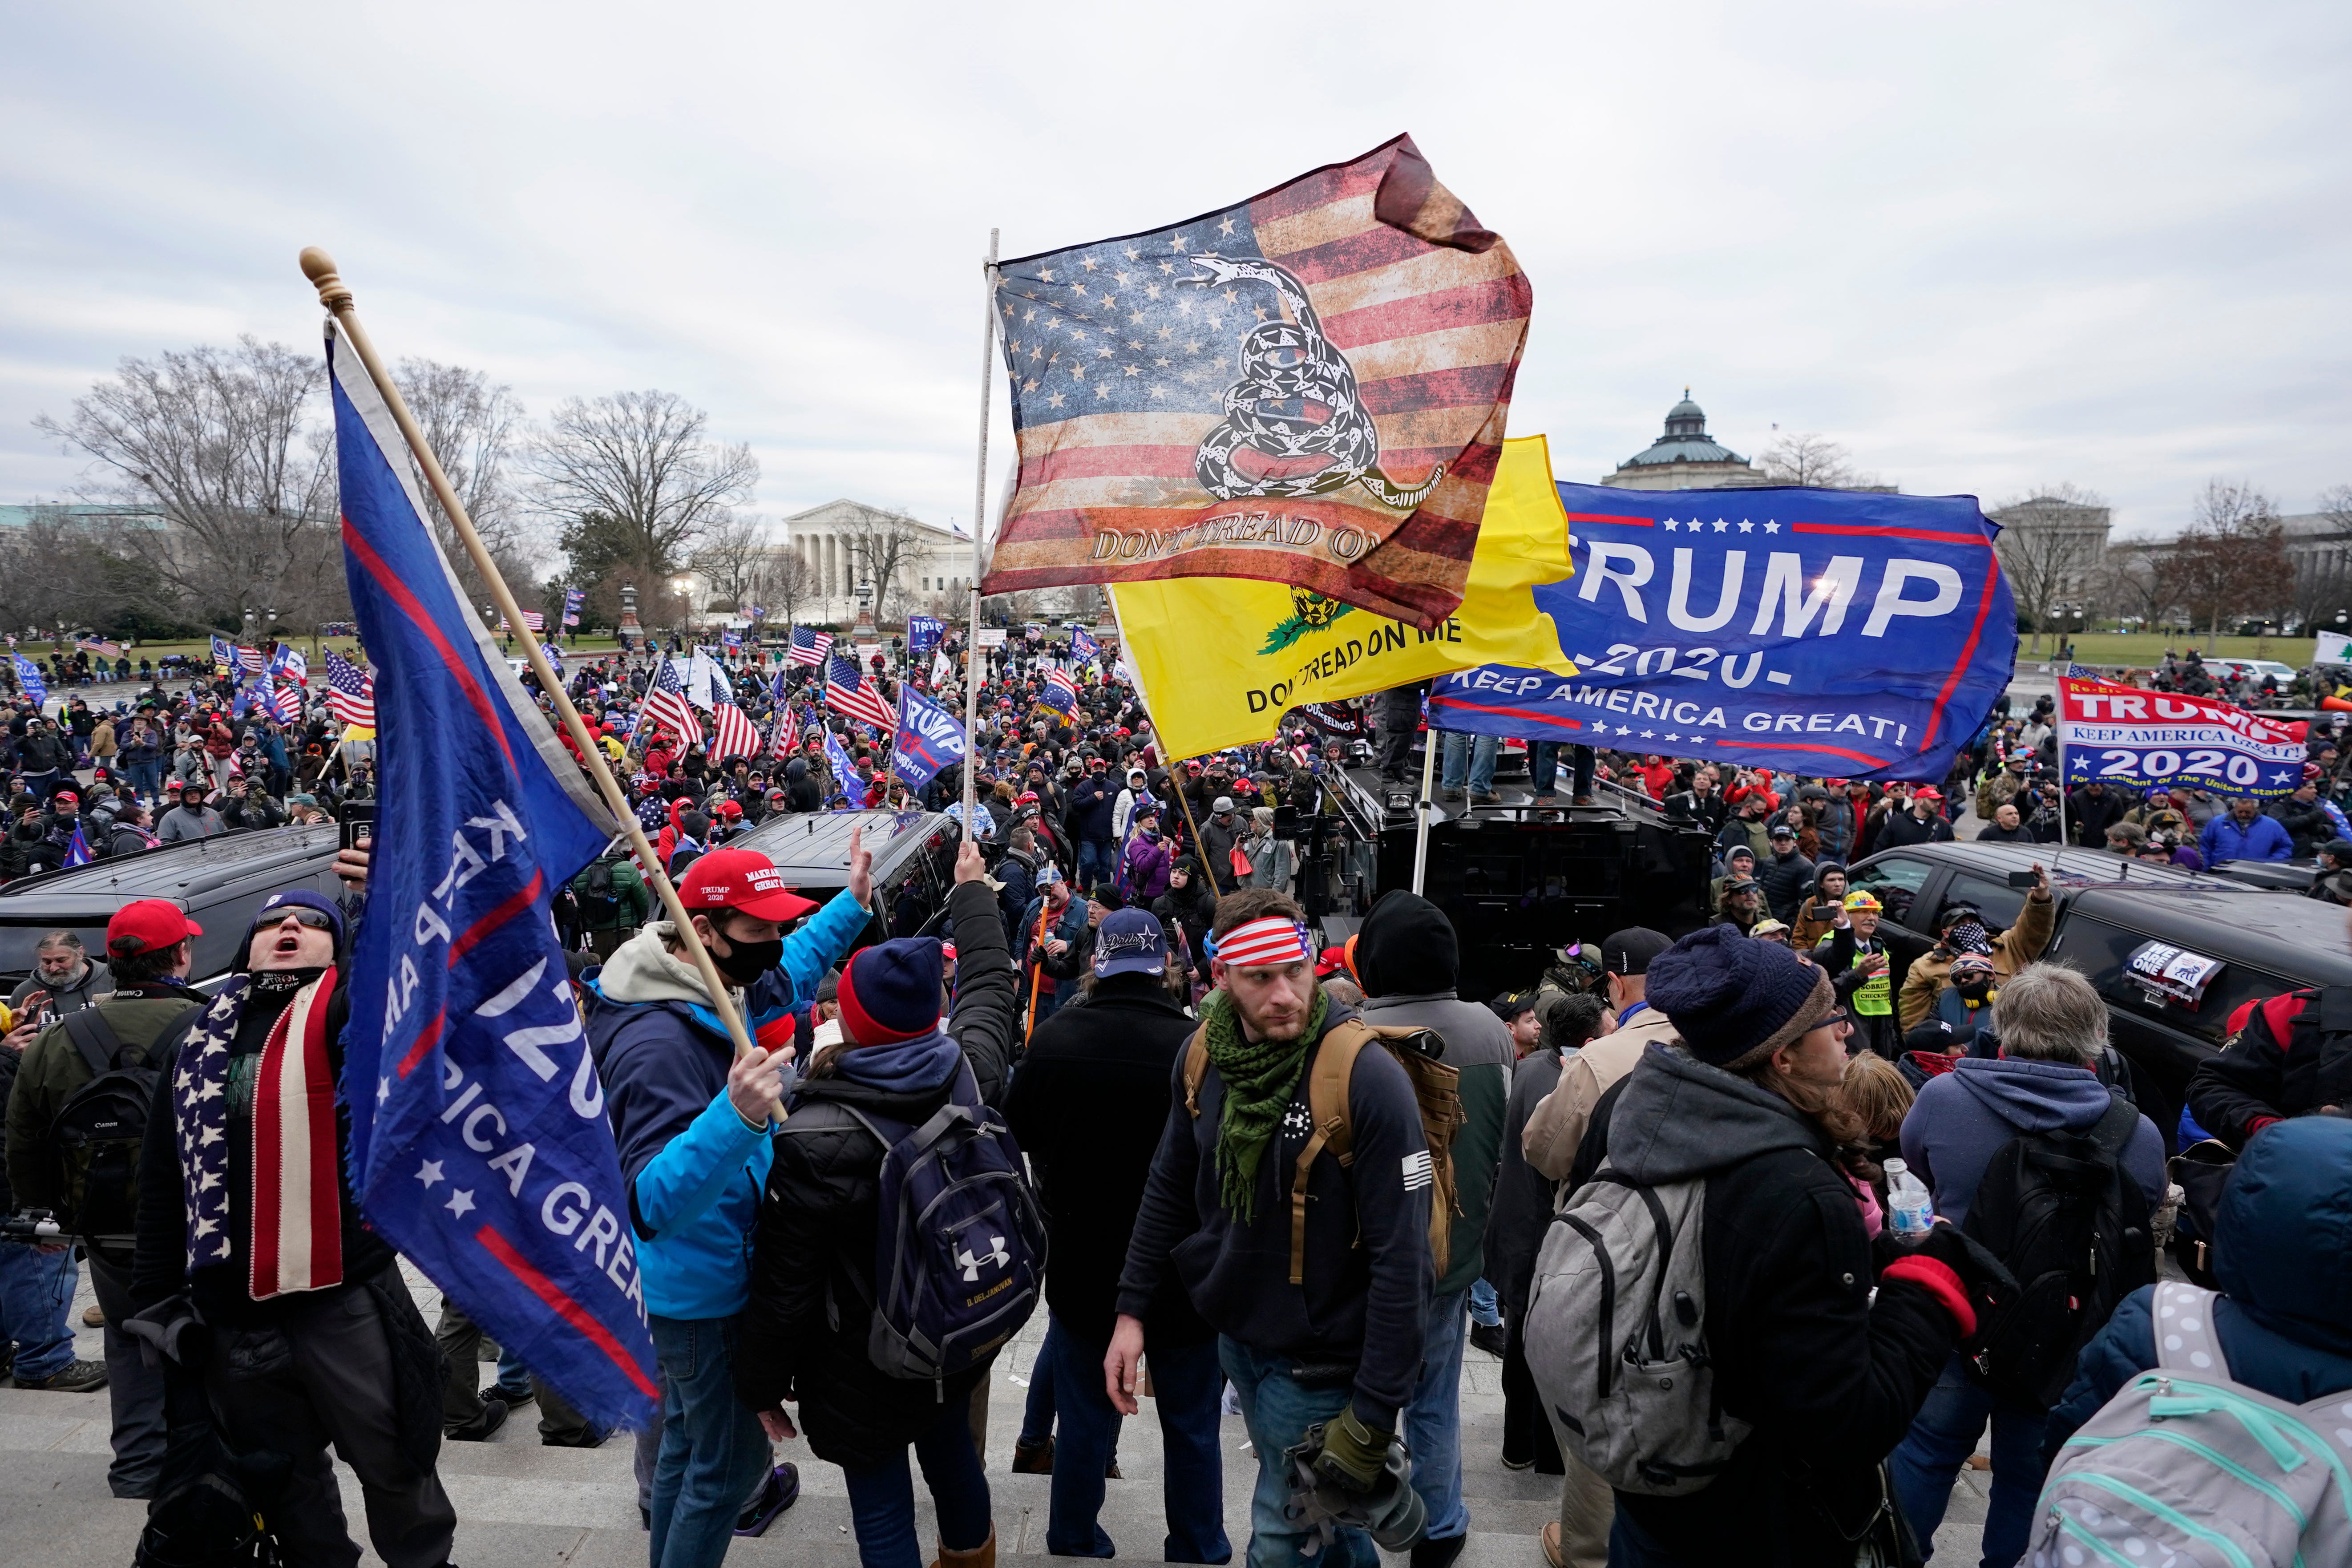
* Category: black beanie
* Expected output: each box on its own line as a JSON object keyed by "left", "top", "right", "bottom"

{"left": 1645, "top": 924, "right": 1835, "bottom": 1070}
{"left": 1356, "top": 889, "right": 1458, "bottom": 998}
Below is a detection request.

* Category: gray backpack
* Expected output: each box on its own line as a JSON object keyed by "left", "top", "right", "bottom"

{"left": 1522, "top": 1161, "right": 1750, "bottom": 1495}
{"left": 2029, "top": 1280, "right": 2352, "bottom": 1568}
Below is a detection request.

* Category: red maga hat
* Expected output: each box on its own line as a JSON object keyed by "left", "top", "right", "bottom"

{"left": 671, "top": 848, "right": 818, "bottom": 923}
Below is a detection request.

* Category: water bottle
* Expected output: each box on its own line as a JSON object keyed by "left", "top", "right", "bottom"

{"left": 1884, "top": 1158, "right": 1936, "bottom": 1241}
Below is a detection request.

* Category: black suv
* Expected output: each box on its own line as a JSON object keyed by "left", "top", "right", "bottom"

{"left": 0, "top": 824, "right": 349, "bottom": 987}
{"left": 731, "top": 807, "right": 962, "bottom": 949}
{"left": 1846, "top": 839, "right": 2352, "bottom": 1146}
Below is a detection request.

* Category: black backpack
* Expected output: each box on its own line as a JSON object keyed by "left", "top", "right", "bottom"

{"left": 578, "top": 859, "right": 621, "bottom": 926}
{"left": 1960, "top": 1094, "right": 2155, "bottom": 1408}
{"left": 51, "top": 1008, "right": 161, "bottom": 1246}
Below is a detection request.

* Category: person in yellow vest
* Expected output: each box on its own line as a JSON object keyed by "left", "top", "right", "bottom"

{"left": 1813, "top": 889, "right": 1900, "bottom": 1059}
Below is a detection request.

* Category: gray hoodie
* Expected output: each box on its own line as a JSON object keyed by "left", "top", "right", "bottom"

{"left": 1604, "top": 1041, "right": 1823, "bottom": 1188}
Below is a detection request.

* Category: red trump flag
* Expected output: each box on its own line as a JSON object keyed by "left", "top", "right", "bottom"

{"left": 978, "top": 134, "right": 1532, "bottom": 629}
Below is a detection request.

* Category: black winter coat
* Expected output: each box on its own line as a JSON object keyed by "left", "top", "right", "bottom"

{"left": 733, "top": 880, "right": 1020, "bottom": 1466}
{"left": 1484, "top": 1046, "right": 1560, "bottom": 1319}
{"left": 1001, "top": 977, "right": 1211, "bottom": 1349}
{"left": 1584, "top": 1049, "right": 1961, "bottom": 1566}
{"left": 1754, "top": 848, "right": 1815, "bottom": 923}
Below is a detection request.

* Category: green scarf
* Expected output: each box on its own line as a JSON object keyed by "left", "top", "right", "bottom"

{"left": 1202, "top": 985, "right": 1328, "bottom": 1223}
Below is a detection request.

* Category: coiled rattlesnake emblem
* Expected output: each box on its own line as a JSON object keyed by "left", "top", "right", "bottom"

{"left": 1189, "top": 254, "right": 1443, "bottom": 511}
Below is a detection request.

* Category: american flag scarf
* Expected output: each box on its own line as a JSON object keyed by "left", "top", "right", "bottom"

{"left": 173, "top": 967, "right": 344, "bottom": 1297}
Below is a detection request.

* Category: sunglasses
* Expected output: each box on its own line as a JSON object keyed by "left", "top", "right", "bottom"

{"left": 253, "top": 906, "right": 335, "bottom": 934}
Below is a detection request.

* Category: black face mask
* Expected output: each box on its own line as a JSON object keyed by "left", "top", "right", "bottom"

{"left": 711, "top": 934, "right": 783, "bottom": 987}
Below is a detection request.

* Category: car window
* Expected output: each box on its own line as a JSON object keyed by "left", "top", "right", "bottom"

{"left": 1853, "top": 855, "right": 1932, "bottom": 924}
{"left": 2049, "top": 912, "right": 2298, "bottom": 1047}
{"left": 1940, "top": 873, "right": 2028, "bottom": 935}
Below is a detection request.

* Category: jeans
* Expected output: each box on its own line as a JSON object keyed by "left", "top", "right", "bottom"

{"left": 1017, "top": 1335, "right": 1056, "bottom": 1446}
{"left": 1468, "top": 1278, "right": 1500, "bottom": 1329}
{"left": 1439, "top": 732, "right": 1496, "bottom": 796}
{"left": 1076, "top": 838, "right": 1116, "bottom": 892}
{"left": 1219, "top": 1335, "right": 1381, "bottom": 1568}
{"left": 840, "top": 1394, "right": 993, "bottom": 1568}
{"left": 1403, "top": 1287, "right": 1470, "bottom": 1543}
{"left": 1043, "top": 1317, "right": 1230, "bottom": 1562}
{"left": 0, "top": 1241, "right": 77, "bottom": 1381}
{"left": 127, "top": 760, "right": 164, "bottom": 804}
{"left": 1529, "top": 743, "right": 1595, "bottom": 799}
{"left": 649, "top": 1314, "right": 775, "bottom": 1568}
{"left": 1887, "top": 1352, "right": 2050, "bottom": 1568}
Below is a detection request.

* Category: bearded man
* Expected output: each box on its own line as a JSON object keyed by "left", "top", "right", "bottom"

{"left": 1107, "top": 889, "right": 1433, "bottom": 1568}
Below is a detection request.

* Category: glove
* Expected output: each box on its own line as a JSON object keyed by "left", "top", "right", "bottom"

{"left": 1310, "top": 1406, "right": 1394, "bottom": 1494}
{"left": 1881, "top": 1222, "right": 2016, "bottom": 1342}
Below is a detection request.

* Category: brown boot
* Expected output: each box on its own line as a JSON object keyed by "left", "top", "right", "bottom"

{"left": 932, "top": 1524, "right": 996, "bottom": 1568}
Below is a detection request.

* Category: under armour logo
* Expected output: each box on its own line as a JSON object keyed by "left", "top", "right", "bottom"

{"left": 957, "top": 1236, "right": 1011, "bottom": 1281}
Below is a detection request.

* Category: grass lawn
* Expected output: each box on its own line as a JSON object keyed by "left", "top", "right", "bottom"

{"left": 41, "top": 632, "right": 630, "bottom": 668}
{"left": 2017, "top": 631, "right": 2319, "bottom": 667}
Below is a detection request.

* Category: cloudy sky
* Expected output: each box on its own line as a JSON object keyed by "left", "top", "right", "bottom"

{"left": 3, "top": 1, "right": 2345, "bottom": 547}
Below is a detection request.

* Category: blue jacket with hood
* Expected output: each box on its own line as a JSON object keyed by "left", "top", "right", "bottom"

{"left": 584, "top": 890, "right": 870, "bottom": 1320}
{"left": 2044, "top": 1116, "right": 2352, "bottom": 1463}
{"left": 1899, "top": 1054, "right": 2167, "bottom": 1228}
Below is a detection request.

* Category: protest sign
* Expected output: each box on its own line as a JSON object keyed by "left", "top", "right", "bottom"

{"left": 1427, "top": 481, "right": 2016, "bottom": 782}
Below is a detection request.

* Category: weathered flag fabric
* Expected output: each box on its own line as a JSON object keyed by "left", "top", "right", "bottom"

{"left": 979, "top": 133, "right": 1532, "bottom": 628}
{"left": 324, "top": 319, "right": 655, "bottom": 1429}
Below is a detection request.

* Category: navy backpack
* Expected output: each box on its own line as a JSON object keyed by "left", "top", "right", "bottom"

{"left": 836, "top": 1062, "right": 1046, "bottom": 1381}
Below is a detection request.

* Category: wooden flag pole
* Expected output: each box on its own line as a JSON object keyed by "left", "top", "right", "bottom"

{"left": 299, "top": 247, "right": 769, "bottom": 1086}
{"left": 961, "top": 229, "right": 999, "bottom": 841}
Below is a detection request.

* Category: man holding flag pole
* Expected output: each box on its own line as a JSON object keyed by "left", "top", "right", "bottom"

{"left": 284, "top": 250, "right": 879, "bottom": 1568}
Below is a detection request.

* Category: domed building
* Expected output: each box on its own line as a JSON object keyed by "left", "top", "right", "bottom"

{"left": 1600, "top": 390, "right": 1774, "bottom": 490}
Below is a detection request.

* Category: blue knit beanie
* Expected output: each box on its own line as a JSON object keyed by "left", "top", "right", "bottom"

{"left": 1645, "top": 924, "right": 1835, "bottom": 1070}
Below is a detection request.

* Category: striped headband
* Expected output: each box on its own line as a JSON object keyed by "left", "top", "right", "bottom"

{"left": 1204, "top": 916, "right": 1315, "bottom": 969}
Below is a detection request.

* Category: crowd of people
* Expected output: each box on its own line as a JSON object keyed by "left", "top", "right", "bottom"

{"left": 0, "top": 630, "right": 2347, "bottom": 1568}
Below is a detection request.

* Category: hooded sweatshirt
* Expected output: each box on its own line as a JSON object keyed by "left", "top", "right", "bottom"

{"left": 583, "top": 891, "right": 870, "bottom": 1320}
{"left": 1355, "top": 889, "right": 1513, "bottom": 1297}
{"left": 1596, "top": 1045, "right": 1964, "bottom": 1563}
{"left": 1898, "top": 1055, "right": 2166, "bottom": 1229}
{"left": 2044, "top": 1117, "right": 2352, "bottom": 1466}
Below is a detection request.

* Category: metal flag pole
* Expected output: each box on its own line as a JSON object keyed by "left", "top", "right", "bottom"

{"left": 299, "top": 247, "right": 767, "bottom": 1085}
{"left": 961, "top": 229, "right": 1000, "bottom": 842}
{"left": 1410, "top": 721, "right": 1440, "bottom": 894}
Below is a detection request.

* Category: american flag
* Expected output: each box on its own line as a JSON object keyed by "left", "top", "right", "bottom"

{"left": 638, "top": 655, "right": 703, "bottom": 748}
{"left": 707, "top": 694, "right": 760, "bottom": 762}
{"left": 324, "top": 647, "right": 376, "bottom": 727}
{"left": 824, "top": 651, "right": 896, "bottom": 731}
{"left": 788, "top": 626, "right": 833, "bottom": 668}
{"left": 768, "top": 702, "right": 800, "bottom": 761}
{"left": 979, "top": 134, "right": 1532, "bottom": 628}
{"left": 236, "top": 644, "right": 266, "bottom": 674}
{"left": 267, "top": 683, "right": 304, "bottom": 723}
{"left": 1046, "top": 667, "right": 1080, "bottom": 702}
{"left": 499, "top": 610, "right": 546, "bottom": 633}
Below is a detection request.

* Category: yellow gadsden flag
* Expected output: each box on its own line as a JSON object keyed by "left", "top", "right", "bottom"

{"left": 1110, "top": 435, "right": 1575, "bottom": 760}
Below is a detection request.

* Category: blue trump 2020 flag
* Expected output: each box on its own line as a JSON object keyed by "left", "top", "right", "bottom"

{"left": 892, "top": 686, "right": 967, "bottom": 789}
{"left": 327, "top": 323, "right": 656, "bottom": 1428}
{"left": 906, "top": 615, "right": 944, "bottom": 657}
{"left": 1427, "top": 482, "right": 2018, "bottom": 783}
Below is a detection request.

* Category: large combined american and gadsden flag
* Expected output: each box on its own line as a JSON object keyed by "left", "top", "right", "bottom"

{"left": 978, "top": 133, "right": 1533, "bottom": 630}
{"left": 327, "top": 320, "right": 657, "bottom": 1430}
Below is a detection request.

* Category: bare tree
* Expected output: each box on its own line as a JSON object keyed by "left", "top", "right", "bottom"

{"left": 33, "top": 337, "right": 338, "bottom": 627}
{"left": 688, "top": 512, "right": 771, "bottom": 610}
{"left": 395, "top": 358, "right": 537, "bottom": 602}
{"left": 763, "top": 545, "right": 818, "bottom": 628}
{"left": 1992, "top": 484, "right": 2110, "bottom": 654}
{"left": 2093, "top": 542, "right": 2182, "bottom": 634}
{"left": 837, "top": 506, "right": 929, "bottom": 624}
{"left": 1758, "top": 431, "right": 1858, "bottom": 488}
{"left": 2171, "top": 480, "right": 2287, "bottom": 636}
{"left": 531, "top": 391, "right": 756, "bottom": 584}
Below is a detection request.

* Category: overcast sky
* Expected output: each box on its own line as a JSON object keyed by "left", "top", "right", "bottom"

{"left": 3, "top": 1, "right": 2345, "bottom": 546}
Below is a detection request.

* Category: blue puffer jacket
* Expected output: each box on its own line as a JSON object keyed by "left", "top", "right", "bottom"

{"left": 584, "top": 890, "right": 871, "bottom": 1320}
{"left": 2043, "top": 1117, "right": 2352, "bottom": 1467}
